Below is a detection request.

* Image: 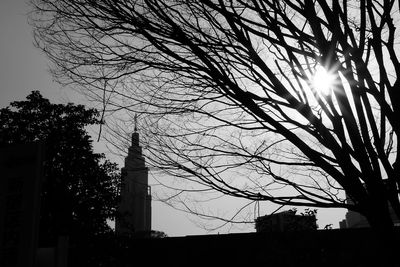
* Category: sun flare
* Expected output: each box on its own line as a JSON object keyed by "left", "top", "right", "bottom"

{"left": 312, "top": 66, "right": 336, "bottom": 95}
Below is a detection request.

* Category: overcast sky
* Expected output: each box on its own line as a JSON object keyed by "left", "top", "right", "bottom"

{"left": 0, "top": 0, "right": 346, "bottom": 235}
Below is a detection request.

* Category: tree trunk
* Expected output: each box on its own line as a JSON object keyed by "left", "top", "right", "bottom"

{"left": 363, "top": 199, "right": 396, "bottom": 266}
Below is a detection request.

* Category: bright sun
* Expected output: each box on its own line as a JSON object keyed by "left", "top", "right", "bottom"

{"left": 312, "top": 66, "right": 336, "bottom": 95}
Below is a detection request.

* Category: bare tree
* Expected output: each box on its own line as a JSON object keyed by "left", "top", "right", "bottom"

{"left": 30, "top": 0, "right": 400, "bottom": 233}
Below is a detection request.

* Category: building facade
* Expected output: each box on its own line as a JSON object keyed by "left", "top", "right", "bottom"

{"left": 255, "top": 210, "right": 317, "bottom": 232}
{"left": 116, "top": 131, "right": 151, "bottom": 236}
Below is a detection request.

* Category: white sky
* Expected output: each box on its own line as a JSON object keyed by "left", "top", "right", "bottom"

{"left": 0, "top": 0, "right": 346, "bottom": 236}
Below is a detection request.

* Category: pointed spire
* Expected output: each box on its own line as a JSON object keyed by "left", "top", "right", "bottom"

{"left": 134, "top": 113, "right": 138, "bottom": 133}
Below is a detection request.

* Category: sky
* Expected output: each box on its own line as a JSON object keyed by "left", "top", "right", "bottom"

{"left": 0, "top": 0, "right": 346, "bottom": 236}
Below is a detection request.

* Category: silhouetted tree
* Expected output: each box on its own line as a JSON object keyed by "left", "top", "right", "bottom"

{"left": 30, "top": 0, "right": 400, "bottom": 235}
{"left": 0, "top": 91, "right": 120, "bottom": 245}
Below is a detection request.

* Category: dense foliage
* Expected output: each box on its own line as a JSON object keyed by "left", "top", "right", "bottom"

{"left": 0, "top": 91, "right": 120, "bottom": 244}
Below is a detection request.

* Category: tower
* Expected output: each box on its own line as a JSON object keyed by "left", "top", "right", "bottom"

{"left": 116, "top": 128, "right": 151, "bottom": 236}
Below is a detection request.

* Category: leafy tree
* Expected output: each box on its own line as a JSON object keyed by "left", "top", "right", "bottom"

{"left": 29, "top": 0, "right": 400, "bottom": 236}
{"left": 0, "top": 91, "right": 120, "bottom": 245}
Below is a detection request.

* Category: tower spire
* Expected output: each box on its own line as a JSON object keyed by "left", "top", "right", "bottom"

{"left": 116, "top": 125, "right": 151, "bottom": 236}
{"left": 134, "top": 113, "right": 138, "bottom": 132}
